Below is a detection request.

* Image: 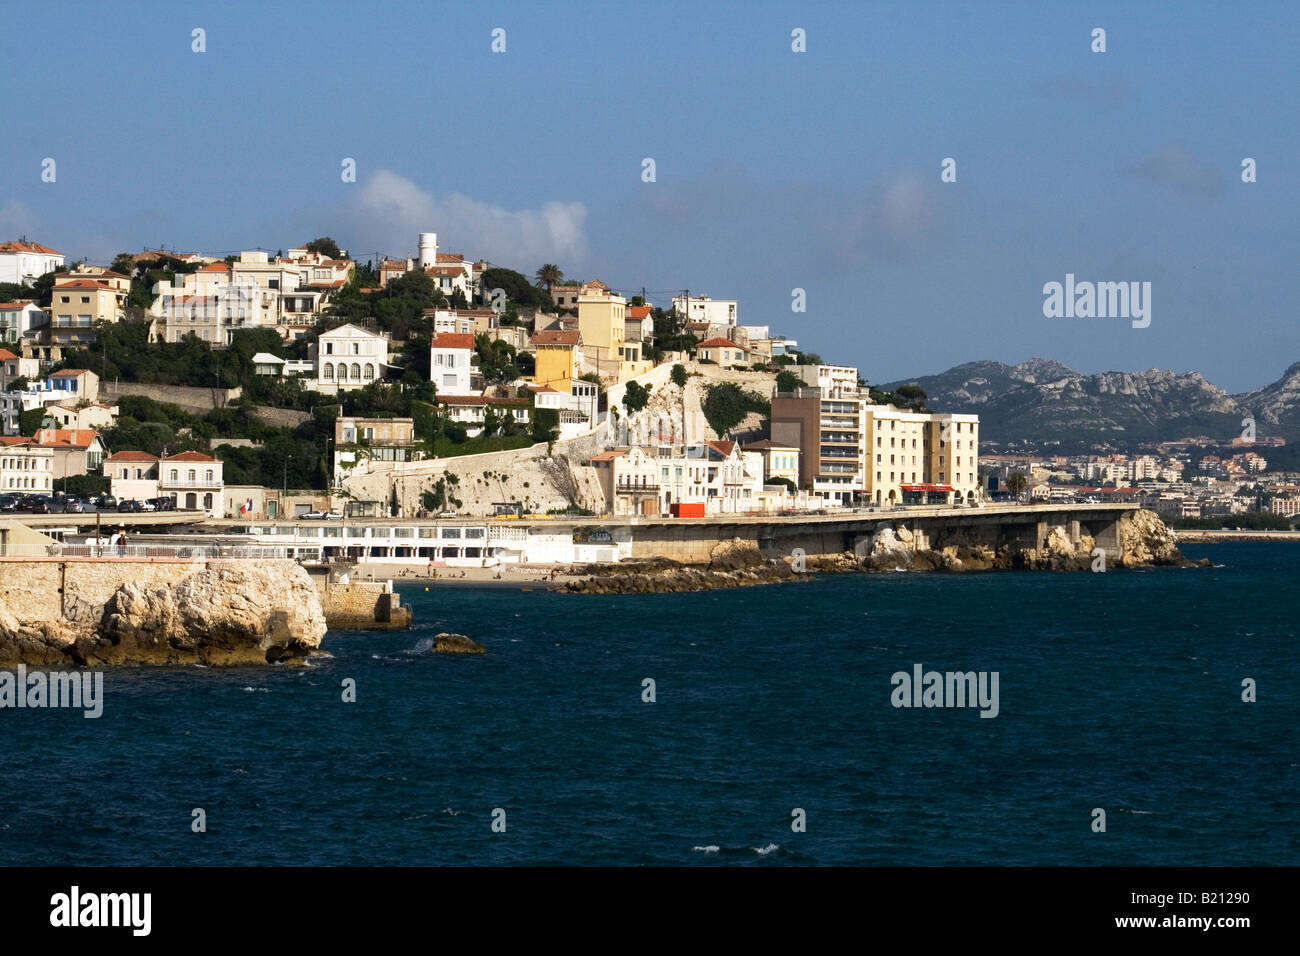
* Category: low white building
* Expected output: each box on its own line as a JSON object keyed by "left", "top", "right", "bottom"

{"left": 313, "top": 323, "right": 390, "bottom": 394}
{"left": 0, "top": 302, "right": 48, "bottom": 344}
{"left": 429, "top": 332, "right": 476, "bottom": 396}
{"left": 0, "top": 240, "right": 64, "bottom": 286}
{"left": 671, "top": 294, "right": 737, "bottom": 327}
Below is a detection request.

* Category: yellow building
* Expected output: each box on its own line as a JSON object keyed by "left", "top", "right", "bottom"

{"left": 531, "top": 329, "right": 581, "bottom": 391}
{"left": 577, "top": 288, "right": 626, "bottom": 352}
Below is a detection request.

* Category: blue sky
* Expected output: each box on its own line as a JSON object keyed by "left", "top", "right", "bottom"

{"left": 2, "top": 0, "right": 1296, "bottom": 392}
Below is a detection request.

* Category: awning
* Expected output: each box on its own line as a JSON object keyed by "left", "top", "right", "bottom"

{"left": 901, "top": 483, "right": 956, "bottom": 493}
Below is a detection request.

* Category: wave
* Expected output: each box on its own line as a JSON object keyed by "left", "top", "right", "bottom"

{"left": 692, "top": 845, "right": 720, "bottom": 853}
{"left": 754, "top": 843, "right": 780, "bottom": 855}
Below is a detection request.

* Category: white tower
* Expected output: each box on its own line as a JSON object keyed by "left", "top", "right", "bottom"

{"left": 418, "top": 232, "right": 438, "bottom": 269}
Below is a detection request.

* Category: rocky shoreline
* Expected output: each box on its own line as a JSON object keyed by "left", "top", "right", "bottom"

{"left": 0, "top": 561, "right": 327, "bottom": 668}
{"left": 561, "top": 510, "right": 1209, "bottom": 595}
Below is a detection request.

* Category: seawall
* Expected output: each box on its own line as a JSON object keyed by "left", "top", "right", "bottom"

{"left": 308, "top": 569, "right": 412, "bottom": 630}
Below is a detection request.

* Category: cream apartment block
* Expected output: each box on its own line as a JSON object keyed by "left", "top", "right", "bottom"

{"left": 863, "top": 407, "right": 981, "bottom": 507}
{"left": 47, "top": 272, "right": 129, "bottom": 347}
{"left": 0, "top": 439, "right": 55, "bottom": 493}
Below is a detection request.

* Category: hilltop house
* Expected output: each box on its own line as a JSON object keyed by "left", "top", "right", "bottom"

{"left": 0, "top": 240, "right": 64, "bottom": 285}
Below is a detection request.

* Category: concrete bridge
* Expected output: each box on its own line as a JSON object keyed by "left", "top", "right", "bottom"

{"left": 15, "top": 502, "right": 1137, "bottom": 565}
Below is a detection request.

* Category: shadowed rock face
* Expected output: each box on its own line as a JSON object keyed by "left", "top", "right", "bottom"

{"left": 0, "top": 561, "right": 327, "bottom": 667}
{"left": 433, "top": 632, "right": 485, "bottom": 654}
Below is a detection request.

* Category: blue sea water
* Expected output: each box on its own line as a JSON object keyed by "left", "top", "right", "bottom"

{"left": 2, "top": 542, "right": 1297, "bottom": 866}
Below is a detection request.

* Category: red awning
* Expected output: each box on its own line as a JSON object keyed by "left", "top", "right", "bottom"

{"left": 900, "top": 483, "right": 956, "bottom": 492}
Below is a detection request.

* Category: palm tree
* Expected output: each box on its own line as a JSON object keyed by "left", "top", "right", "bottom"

{"left": 535, "top": 264, "right": 564, "bottom": 292}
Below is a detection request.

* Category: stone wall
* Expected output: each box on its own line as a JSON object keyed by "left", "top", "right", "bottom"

{"left": 101, "top": 382, "right": 241, "bottom": 411}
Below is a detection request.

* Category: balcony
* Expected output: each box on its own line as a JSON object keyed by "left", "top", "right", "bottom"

{"left": 616, "top": 481, "right": 660, "bottom": 494}
{"left": 159, "top": 479, "right": 223, "bottom": 490}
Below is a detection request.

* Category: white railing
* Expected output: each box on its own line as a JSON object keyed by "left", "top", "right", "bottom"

{"left": 0, "top": 543, "right": 298, "bottom": 560}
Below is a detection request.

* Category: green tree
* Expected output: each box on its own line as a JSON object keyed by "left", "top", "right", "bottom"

{"left": 670, "top": 363, "right": 688, "bottom": 388}
{"left": 776, "top": 369, "right": 802, "bottom": 393}
{"left": 895, "top": 383, "right": 928, "bottom": 412}
{"left": 622, "top": 380, "right": 653, "bottom": 412}
{"left": 305, "top": 237, "right": 344, "bottom": 259}
{"left": 701, "top": 382, "right": 770, "bottom": 438}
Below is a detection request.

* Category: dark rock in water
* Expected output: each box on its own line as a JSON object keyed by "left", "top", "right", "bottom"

{"left": 433, "top": 632, "right": 485, "bottom": 655}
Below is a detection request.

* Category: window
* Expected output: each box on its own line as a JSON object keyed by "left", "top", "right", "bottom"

{"left": 205, "top": 469, "right": 213, "bottom": 482}
{"left": 325, "top": 342, "right": 333, "bottom": 355}
{"left": 170, "top": 469, "right": 178, "bottom": 481}
{"left": 323, "top": 363, "right": 334, "bottom": 381}
{"left": 364, "top": 364, "right": 374, "bottom": 380}
{"left": 187, "top": 469, "right": 196, "bottom": 482}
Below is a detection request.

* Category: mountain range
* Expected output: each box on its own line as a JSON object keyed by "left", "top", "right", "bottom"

{"left": 881, "top": 359, "right": 1300, "bottom": 448}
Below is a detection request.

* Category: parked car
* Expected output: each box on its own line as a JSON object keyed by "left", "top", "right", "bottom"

{"left": 150, "top": 497, "right": 175, "bottom": 511}
{"left": 63, "top": 498, "right": 85, "bottom": 514}
{"left": 324, "top": 510, "right": 344, "bottom": 520}
{"left": 302, "top": 510, "right": 328, "bottom": 520}
{"left": 138, "top": 499, "right": 157, "bottom": 512}
{"left": 46, "top": 497, "right": 67, "bottom": 513}
{"left": 0, "top": 495, "right": 18, "bottom": 513}
{"left": 118, "top": 499, "right": 142, "bottom": 513}
{"left": 438, "top": 510, "right": 457, "bottom": 518}
{"left": 21, "top": 496, "right": 50, "bottom": 514}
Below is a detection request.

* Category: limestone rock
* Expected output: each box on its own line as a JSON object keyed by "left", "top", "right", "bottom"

{"left": 433, "top": 632, "right": 485, "bottom": 654}
{"left": 0, "top": 560, "right": 326, "bottom": 667}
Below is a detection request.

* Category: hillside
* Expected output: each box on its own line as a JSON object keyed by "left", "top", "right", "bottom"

{"left": 881, "top": 358, "right": 1278, "bottom": 446}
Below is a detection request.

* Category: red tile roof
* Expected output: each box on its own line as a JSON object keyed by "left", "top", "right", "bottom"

{"left": 589, "top": 450, "right": 628, "bottom": 462}
{"left": 436, "top": 395, "right": 530, "bottom": 407}
{"left": 33, "top": 428, "right": 99, "bottom": 449}
{"left": 0, "top": 303, "right": 38, "bottom": 311}
{"left": 627, "top": 306, "right": 652, "bottom": 319}
{"left": 163, "top": 451, "right": 217, "bottom": 462}
{"left": 430, "top": 333, "right": 475, "bottom": 350}
{"left": 425, "top": 265, "right": 467, "bottom": 276}
{"left": 51, "top": 279, "right": 115, "bottom": 291}
{"left": 0, "top": 240, "right": 62, "bottom": 255}
{"left": 105, "top": 450, "right": 159, "bottom": 462}
{"left": 707, "top": 440, "right": 736, "bottom": 458}
{"left": 199, "top": 262, "right": 231, "bottom": 272}
{"left": 0, "top": 349, "right": 17, "bottom": 360}
{"left": 697, "top": 337, "right": 745, "bottom": 350}
{"left": 532, "top": 330, "right": 580, "bottom": 346}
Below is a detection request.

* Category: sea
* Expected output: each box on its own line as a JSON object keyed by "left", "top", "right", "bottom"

{"left": 2, "top": 542, "right": 1296, "bottom": 866}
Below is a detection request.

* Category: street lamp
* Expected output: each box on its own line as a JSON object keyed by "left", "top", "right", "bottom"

{"left": 283, "top": 454, "right": 292, "bottom": 494}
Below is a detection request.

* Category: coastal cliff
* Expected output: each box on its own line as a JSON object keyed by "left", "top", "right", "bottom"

{"left": 0, "top": 560, "right": 327, "bottom": 667}
{"left": 562, "top": 509, "right": 1203, "bottom": 594}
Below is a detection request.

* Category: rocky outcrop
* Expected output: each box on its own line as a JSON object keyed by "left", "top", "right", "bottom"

{"left": 562, "top": 510, "right": 1201, "bottom": 594}
{"left": 1117, "top": 508, "right": 1185, "bottom": 567}
{"left": 433, "top": 632, "right": 485, "bottom": 654}
{"left": 0, "top": 561, "right": 326, "bottom": 667}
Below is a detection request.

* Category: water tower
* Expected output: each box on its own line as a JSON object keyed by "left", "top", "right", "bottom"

{"left": 418, "top": 232, "right": 438, "bottom": 269}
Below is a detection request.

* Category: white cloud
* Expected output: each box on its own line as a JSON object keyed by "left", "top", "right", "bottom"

{"left": 345, "top": 169, "right": 588, "bottom": 269}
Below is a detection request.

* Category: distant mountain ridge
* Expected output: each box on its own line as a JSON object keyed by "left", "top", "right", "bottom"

{"left": 880, "top": 358, "right": 1300, "bottom": 445}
